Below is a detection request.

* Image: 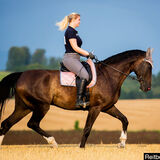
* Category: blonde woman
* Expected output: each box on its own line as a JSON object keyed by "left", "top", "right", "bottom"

{"left": 56, "top": 12, "right": 95, "bottom": 108}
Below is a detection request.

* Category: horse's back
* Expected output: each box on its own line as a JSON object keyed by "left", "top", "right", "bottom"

{"left": 17, "top": 69, "right": 59, "bottom": 87}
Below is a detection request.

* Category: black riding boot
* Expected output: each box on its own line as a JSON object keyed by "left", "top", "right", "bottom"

{"left": 76, "top": 78, "right": 89, "bottom": 108}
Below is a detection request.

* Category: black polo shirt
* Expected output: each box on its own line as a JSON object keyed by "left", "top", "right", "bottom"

{"left": 64, "top": 26, "right": 82, "bottom": 53}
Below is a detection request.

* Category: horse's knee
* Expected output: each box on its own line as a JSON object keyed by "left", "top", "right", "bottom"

{"left": 0, "top": 121, "right": 10, "bottom": 135}
{"left": 1, "top": 120, "right": 9, "bottom": 128}
{"left": 1, "top": 120, "right": 11, "bottom": 130}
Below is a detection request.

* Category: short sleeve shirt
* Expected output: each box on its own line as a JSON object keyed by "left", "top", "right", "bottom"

{"left": 64, "top": 26, "right": 82, "bottom": 53}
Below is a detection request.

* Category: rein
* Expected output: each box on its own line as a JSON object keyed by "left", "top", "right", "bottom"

{"left": 94, "top": 58, "right": 142, "bottom": 82}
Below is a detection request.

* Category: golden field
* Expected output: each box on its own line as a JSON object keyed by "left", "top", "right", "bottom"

{"left": 1, "top": 144, "right": 160, "bottom": 160}
{"left": 1, "top": 99, "right": 160, "bottom": 160}
{"left": 2, "top": 99, "right": 160, "bottom": 131}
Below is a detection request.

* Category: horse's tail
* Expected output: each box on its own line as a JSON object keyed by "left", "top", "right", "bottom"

{"left": 0, "top": 72, "right": 23, "bottom": 123}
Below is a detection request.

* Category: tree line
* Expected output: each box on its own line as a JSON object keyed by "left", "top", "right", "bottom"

{"left": 6, "top": 46, "right": 61, "bottom": 71}
{"left": 120, "top": 74, "right": 160, "bottom": 99}
{"left": 5, "top": 46, "right": 160, "bottom": 99}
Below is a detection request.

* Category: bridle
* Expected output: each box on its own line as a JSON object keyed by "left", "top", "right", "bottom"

{"left": 94, "top": 57, "right": 152, "bottom": 82}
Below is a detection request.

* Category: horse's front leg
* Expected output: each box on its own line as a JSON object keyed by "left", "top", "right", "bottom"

{"left": 80, "top": 106, "right": 101, "bottom": 148}
{"left": 102, "top": 105, "right": 128, "bottom": 148}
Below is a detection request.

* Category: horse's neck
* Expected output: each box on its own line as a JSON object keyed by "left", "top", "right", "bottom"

{"left": 102, "top": 60, "right": 133, "bottom": 88}
{"left": 97, "top": 51, "right": 146, "bottom": 96}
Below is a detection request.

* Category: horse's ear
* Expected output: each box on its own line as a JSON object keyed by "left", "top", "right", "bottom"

{"left": 145, "top": 48, "right": 153, "bottom": 67}
{"left": 146, "top": 47, "right": 153, "bottom": 58}
{"left": 146, "top": 48, "right": 151, "bottom": 58}
{"left": 150, "top": 48, "right": 154, "bottom": 54}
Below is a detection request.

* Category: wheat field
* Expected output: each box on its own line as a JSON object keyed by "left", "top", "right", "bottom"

{"left": 2, "top": 99, "right": 160, "bottom": 131}
{"left": 1, "top": 144, "right": 160, "bottom": 160}
{"left": 1, "top": 99, "right": 160, "bottom": 160}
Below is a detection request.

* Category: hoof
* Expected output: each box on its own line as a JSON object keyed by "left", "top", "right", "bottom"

{"left": 118, "top": 143, "right": 125, "bottom": 148}
{"left": 50, "top": 141, "right": 58, "bottom": 148}
{"left": 48, "top": 137, "right": 58, "bottom": 148}
{"left": 43, "top": 136, "right": 58, "bottom": 148}
{"left": 79, "top": 143, "right": 85, "bottom": 148}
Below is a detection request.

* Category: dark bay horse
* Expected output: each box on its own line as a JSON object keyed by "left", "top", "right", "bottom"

{"left": 0, "top": 48, "right": 153, "bottom": 148}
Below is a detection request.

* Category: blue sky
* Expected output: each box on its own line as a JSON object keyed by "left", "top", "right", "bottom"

{"left": 0, "top": 0, "right": 160, "bottom": 73}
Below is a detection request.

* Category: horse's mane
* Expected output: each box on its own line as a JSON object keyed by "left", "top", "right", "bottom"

{"left": 100, "top": 49, "right": 146, "bottom": 65}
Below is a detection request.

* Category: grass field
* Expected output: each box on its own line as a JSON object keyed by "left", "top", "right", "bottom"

{"left": 1, "top": 144, "right": 160, "bottom": 160}
{"left": 0, "top": 71, "right": 10, "bottom": 81}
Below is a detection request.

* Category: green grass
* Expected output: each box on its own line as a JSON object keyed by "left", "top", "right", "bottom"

{"left": 0, "top": 71, "right": 11, "bottom": 81}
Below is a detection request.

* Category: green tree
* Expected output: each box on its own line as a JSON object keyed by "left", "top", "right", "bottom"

{"left": 31, "top": 49, "right": 47, "bottom": 65}
{"left": 6, "top": 46, "right": 31, "bottom": 71}
{"left": 48, "top": 57, "right": 61, "bottom": 70}
{"left": 21, "top": 46, "right": 31, "bottom": 65}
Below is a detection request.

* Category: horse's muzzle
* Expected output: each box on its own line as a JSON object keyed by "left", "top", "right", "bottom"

{"left": 140, "top": 84, "right": 151, "bottom": 92}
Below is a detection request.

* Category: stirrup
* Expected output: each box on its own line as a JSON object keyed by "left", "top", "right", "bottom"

{"left": 82, "top": 101, "right": 89, "bottom": 108}
{"left": 76, "top": 100, "right": 89, "bottom": 109}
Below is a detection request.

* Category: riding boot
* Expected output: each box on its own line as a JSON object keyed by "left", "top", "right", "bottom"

{"left": 76, "top": 78, "right": 89, "bottom": 108}
{"left": 84, "top": 88, "right": 90, "bottom": 104}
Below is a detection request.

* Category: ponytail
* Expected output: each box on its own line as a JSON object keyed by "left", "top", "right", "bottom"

{"left": 56, "top": 16, "right": 69, "bottom": 31}
{"left": 56, "top": 13, "right": 80, "bottom": 31}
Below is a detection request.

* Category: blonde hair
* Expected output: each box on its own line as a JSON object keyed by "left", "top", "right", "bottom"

{"left": 56, "top": 12, "right": 80, "bottom": 31}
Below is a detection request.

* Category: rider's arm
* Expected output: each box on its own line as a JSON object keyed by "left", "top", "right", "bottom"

{"left": 69, "top": 39, "right": 89, "bottom": 57}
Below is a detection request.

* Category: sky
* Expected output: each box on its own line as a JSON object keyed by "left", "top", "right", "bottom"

{"left": 0, "top": 0, "right": 160, "bottom": 73}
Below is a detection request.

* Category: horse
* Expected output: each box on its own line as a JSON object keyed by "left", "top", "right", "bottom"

{"left": 0, "top": 48, "right": 153, "bottom": 148}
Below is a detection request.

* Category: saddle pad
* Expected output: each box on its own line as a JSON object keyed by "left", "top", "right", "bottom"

{"left": 60, "top": 59, "right": 97, "bottom": 88}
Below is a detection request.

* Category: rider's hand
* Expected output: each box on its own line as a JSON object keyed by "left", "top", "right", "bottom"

{"left": 88, "top": 52, "right": 95, "bottom": 59}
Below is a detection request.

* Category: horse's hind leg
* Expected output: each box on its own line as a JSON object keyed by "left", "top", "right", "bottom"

{"left": 0, "top": 94, "right": 31, "bottom": 145}
{"left": 102, "top": 105, "right": 128, "bottom": 148}
{"left": 27, "top": 103, "right": 58, "bottom": 147}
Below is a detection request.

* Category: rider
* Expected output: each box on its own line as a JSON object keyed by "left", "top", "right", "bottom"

{"left": 56, "top": 12, "right": 95, "bottom": 108}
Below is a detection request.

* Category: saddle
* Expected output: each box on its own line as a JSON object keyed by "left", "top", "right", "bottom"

{"left": 60, "top": 58, "right": 97, "bottom": 88}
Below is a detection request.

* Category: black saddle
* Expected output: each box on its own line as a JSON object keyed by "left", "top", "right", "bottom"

{"left": 60, "top": 61, "right": 92, "bottom": 85}
{"left": 60, "top": 62, "right": 70, "bottom": 72}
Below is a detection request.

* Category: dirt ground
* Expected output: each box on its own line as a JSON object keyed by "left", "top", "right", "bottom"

{"left": 2, "top": 99, "right": 160, "bottom": 131}
{"left": 2, "top": 130, "right": 160, "bottom": 145}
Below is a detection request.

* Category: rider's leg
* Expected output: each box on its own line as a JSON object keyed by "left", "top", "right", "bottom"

{"left": 62, "top": 53, "right": 89, "bottom": 108}
{"left": 75, "top": 77, "right": 89, "bottom": 108}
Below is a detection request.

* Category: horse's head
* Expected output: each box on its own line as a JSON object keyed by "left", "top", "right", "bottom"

{"left": 133, "top": 48, "right": 153, "bottom": 92}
